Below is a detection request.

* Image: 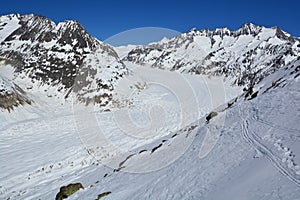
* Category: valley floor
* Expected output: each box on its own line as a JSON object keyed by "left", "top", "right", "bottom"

{"left": 1, "top": 65, "right": 300, "bottom": 200}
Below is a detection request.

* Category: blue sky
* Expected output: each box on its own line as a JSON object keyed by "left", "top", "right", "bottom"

{"left": 1, "top": 0, "right": 299, "bottom": 45}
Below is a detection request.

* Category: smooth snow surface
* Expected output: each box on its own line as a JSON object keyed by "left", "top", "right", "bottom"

{"left": 1, "top": 60, "right": 300, "bottom": 199}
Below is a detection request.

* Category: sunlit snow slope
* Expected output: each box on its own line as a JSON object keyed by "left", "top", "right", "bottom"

{"left": 0, "top": 14, "right": 300, "bottom": 200}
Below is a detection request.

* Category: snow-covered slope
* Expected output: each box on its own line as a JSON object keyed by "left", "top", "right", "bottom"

{"left": 1, "top": 58, "right": 299, "bottom": 200}
{"left": 63, "top": 59, "right": 300, "bottom": 200}
{"left": 0, "top": 64, "right": 32, "bottom": 112}
{"left": 0, "top": 14, "right": 300, "bottom": 200}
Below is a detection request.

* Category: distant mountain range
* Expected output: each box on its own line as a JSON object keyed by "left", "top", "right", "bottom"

{"left": 0, "top": 14, "right": 299, "bottom": 111}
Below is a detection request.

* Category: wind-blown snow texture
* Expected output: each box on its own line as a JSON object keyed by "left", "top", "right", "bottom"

{"left": 0, "top": 14, "right": 300, "bottom": 200}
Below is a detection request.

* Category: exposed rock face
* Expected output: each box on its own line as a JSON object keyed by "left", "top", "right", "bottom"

{"left": 96, "top": 191, "right": 112, "bottom": 199}
{"left": 0, "top": 14, "right": 128, "bottom": 110}
{"left": 0, "top": 76, "right": 31, "bottom": 112}
{"left": 55, "top": 183, "right": 84, "bottom": 200}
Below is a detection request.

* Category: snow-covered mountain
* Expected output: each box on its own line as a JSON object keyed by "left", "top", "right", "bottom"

{"left": 0, "top": 14, "right": 300, "bottom": 200}
{"left": 0, "top": 14, "right": 127, "bottom": 111}
{"left": 124, "top": 23, "right": 300, "bottom": 85}
{"left": 1, "top": 14, "right": 299, "bottom": 111}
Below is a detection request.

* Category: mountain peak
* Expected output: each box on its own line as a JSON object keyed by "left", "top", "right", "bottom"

{"left": 0, "top": 13, "right": 126, "bottom": 106}
{"left": 237, "top": 23, "right": 262, "bottom": 35}
{"left": 271, "top": 25, "right": 297, "bottom": 42}
{"left": 240, "top": 23, "right": 258, "bottom": 29}
{"left": 184, "top": 23, "right": 264, "bottom": 39}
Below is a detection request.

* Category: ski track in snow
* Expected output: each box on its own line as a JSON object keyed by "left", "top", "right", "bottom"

{"left": 239, "top": 107, "right": 300, "bottom": 187}
{"left": 254, "top": 117, "right": 300, "bottom": 133}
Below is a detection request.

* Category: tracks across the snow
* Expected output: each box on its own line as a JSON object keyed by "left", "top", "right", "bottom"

{"left": 238, "top": 107, "right": 300, "bottom": 187}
